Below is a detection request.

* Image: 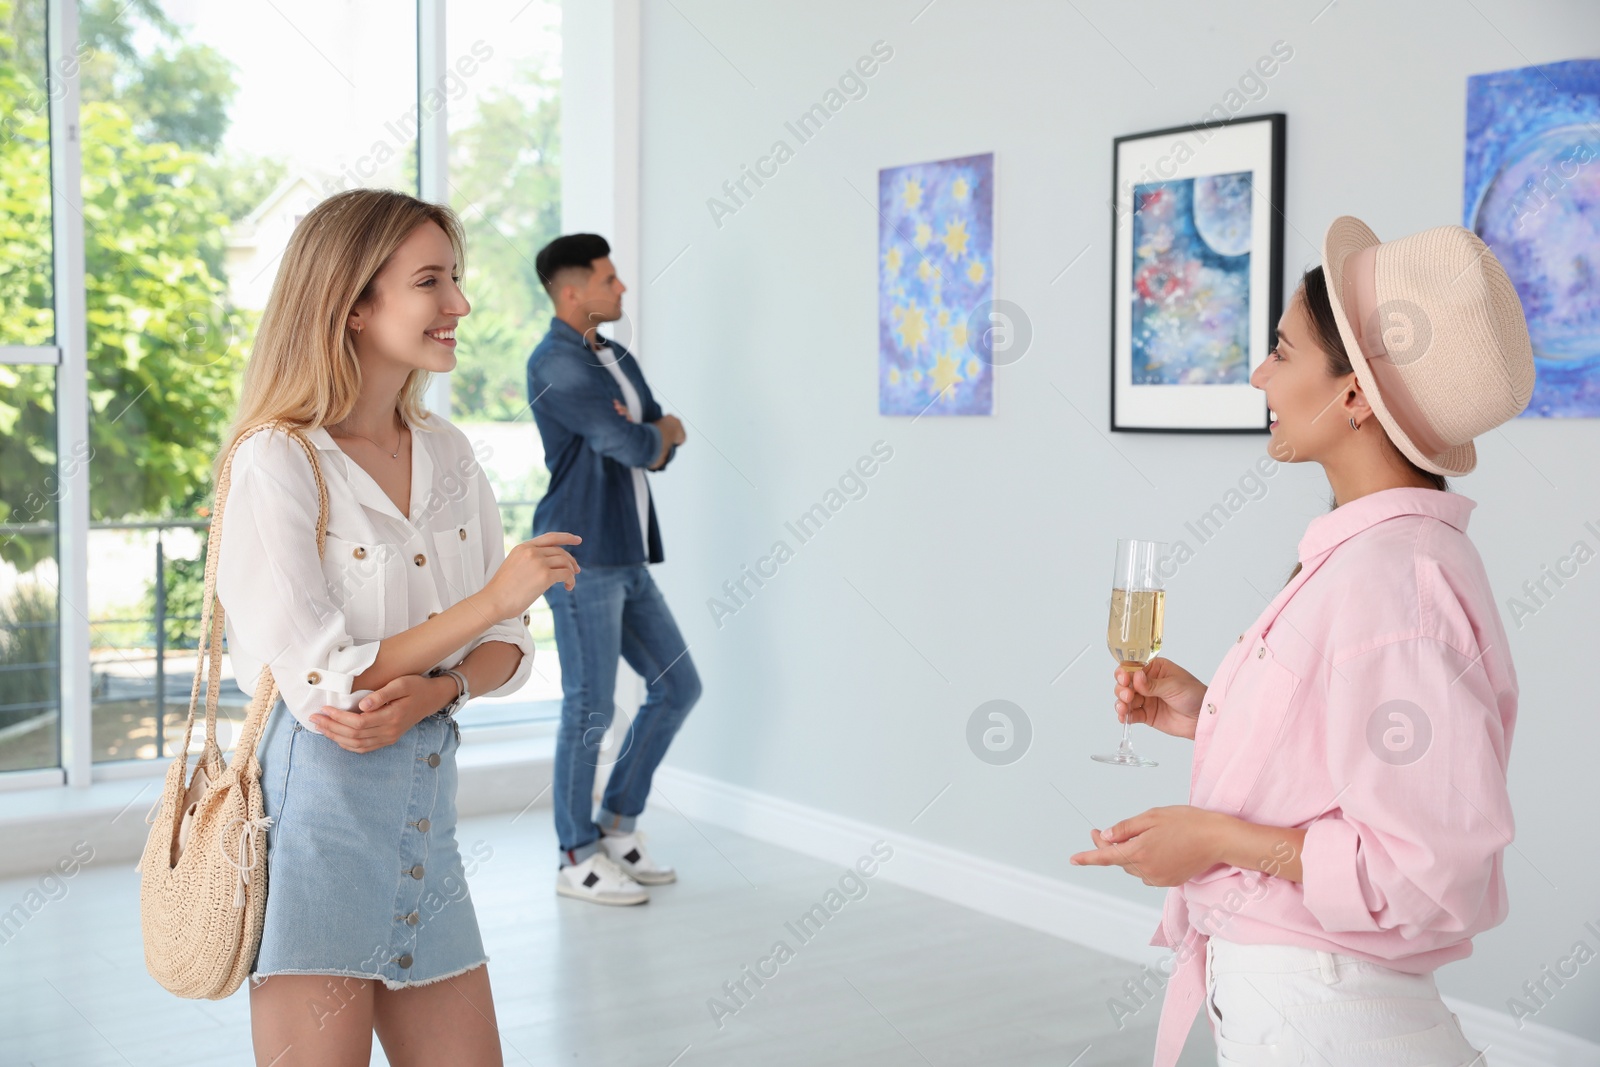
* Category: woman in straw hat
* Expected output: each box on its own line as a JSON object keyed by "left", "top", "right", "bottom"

{"left": 1072, "top": 217, "right": 1533, "bottom": 1065}
{"left": 216, "top": 188, "right": 581, "bottom": 1065}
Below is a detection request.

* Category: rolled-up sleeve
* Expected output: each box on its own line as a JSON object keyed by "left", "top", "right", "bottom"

{"left": 461, "top": 460, "right": 533, "bottom": 698}
{"left": 218, "top": 433, "right": 380, "bottom": 728}
{"left": 531, "top": 348, "right": 662, "bottom": 469}
{"left": 1301, "top": 635, "right": 1513, "bottom": 939}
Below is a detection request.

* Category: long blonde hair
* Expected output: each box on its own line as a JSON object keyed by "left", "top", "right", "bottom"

{"left": 218, "top": 189, "right": 467, "bottom": 476}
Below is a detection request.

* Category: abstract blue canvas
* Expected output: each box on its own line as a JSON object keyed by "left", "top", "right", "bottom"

{"left": 1129, "top": 172, "right": 1253, "bottom": 386}
{"left": 1465, "top": 58, "right": 1600, "bottom": 418}
{"left": 877, "top": 153, "right": 994, "bottom": 416}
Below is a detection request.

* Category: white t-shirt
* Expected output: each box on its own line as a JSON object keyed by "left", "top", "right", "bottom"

{"left": 597, "top": 346, "right": 651, "bottom": 552}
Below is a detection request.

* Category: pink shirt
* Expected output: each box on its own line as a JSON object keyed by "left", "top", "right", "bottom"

{"left": 1152, "top": 488, "right": 1517, "bottom": 1067}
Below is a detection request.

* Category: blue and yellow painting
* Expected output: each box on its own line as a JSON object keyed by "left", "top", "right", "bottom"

{"left": 1129, "top": 172, "right": 1253, "bottom": 385}
{"left": 1465, "top": 58, "right": 1600, "bottom": 418}
{"left": 878, "top": 153, "right": 994, "bottom": 416}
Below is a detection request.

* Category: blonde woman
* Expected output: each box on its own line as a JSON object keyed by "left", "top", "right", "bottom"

{"left": 217, "top": 188, "right": 580, "bottom": 1066}
{"left": 1073, "top": 219, "right": 1531, "bottom": 1066}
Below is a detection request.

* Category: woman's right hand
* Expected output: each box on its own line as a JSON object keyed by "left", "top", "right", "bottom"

{"left": 1114, "top": 658, "right": 1207, "bottom": 740}
{"left": 480, "top": 532, "right": 583, "bottom": 619}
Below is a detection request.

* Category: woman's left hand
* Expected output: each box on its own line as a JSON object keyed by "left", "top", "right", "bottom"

{"left": 1069, "top": 805, "right": 1228, "bottom": 887}
{"left": 312, "top": 674, "right": 454, "bottom": 753}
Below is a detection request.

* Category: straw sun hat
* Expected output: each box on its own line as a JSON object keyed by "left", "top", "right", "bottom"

{"left": 1321, "top": 216, "right": 1535, "bottom": 477}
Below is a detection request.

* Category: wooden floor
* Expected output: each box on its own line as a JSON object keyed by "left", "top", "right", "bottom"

{"left": 0, "top": 801, "right": 1215, "bottom": 1066}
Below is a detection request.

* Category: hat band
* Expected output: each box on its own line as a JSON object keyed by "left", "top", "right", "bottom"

{"left": 1345, "top": 245, "right": 1455, "bottom": 462}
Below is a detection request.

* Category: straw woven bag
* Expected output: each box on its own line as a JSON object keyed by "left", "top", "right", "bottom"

{"left": 139, "top": 423, "right": 328, "bottom": 999}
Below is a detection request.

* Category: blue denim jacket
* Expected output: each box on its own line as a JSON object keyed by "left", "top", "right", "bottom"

{"left": 527, "top": 318, "right": 675, "bottom": 566}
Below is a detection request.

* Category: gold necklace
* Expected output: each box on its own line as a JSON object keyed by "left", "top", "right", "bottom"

{"left": 335, "top": 422, "right": 404, "bottom": 459}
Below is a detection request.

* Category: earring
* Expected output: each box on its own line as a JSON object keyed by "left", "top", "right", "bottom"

{"left": 1349, "top": 416, "right": 1359, "bottom": 430}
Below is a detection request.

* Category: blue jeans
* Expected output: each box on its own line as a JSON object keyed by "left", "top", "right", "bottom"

{"left": 546, "top": 563, "right": 701, "bottom": 861}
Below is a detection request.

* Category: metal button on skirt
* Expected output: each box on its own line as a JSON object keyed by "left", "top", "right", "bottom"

{"left": 251, "top": 702, "right": 486, "bottom": 988}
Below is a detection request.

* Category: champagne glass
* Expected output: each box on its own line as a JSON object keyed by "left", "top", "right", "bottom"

{"left": 1092, "top": 538, "right": 1166, "bottom": 768}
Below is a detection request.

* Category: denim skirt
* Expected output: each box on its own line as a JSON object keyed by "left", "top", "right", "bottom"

{"left": 251, "top": 702, "right": 487, "bottom": 988}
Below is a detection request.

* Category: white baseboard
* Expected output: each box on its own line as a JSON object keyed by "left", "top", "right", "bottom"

{"left": 651, "top": 765, "right": 1600, "bottom": 1067}
{"left": 1445, "top": 997, "right": 1600, "bottom": 1067}
{"left": 651, "top": 764, "right": 1165, "bottom": 967}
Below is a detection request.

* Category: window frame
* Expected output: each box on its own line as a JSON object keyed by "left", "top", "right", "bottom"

{"left": 49, "top": 0, "right": 91, "bottom": 789}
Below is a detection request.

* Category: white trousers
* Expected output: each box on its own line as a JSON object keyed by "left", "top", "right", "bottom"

{"left": 1204, "top": 938, "right": 1487, "bottom": 1066}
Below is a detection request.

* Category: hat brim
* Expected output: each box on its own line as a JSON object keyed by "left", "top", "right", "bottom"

{"left": 1320, "top": 216, "right": 1476, "bottom": 478}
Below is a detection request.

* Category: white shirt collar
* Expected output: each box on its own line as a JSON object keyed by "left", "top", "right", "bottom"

{"left": 308, "top": 415, "right": 436, "bottom": 526}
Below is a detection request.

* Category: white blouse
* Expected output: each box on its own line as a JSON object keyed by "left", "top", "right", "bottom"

{"left": 217, "top": 416, "right": 534, "bottom": 731}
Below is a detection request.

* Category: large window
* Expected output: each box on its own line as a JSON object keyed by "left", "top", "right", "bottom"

{"left": 0, "top": 0, "right": 564, "bottom": 784}
{"left": 0, "top": 1, "right": 61, "bottom": 774}
{"left": 78, "top": 0, "right": 420, "bottom": 762}
{"left": 446, "top": 0, "right": 563, "bottom": 722}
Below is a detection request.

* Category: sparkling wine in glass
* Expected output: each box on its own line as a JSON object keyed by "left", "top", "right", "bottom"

{"left": 1092, "top": 538, "right": 1166, "bottom": 768}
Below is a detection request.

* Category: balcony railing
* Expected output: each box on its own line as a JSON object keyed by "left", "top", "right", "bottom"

{"left": 0, "top": 502, "right": 558, "bottom": 772}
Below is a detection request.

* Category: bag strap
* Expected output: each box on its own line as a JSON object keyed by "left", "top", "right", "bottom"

{"left": 173, "top": 422, "right": 329, "bottom": 764}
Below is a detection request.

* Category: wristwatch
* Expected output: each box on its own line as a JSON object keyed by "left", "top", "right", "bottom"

{"left": 428, "top": 667, "right": 470, "bottom": 717}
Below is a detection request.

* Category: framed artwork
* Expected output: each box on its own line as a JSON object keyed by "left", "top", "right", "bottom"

{"left": 1465, "top": 58, "right": 1600, "bottom": 418}
{"left": 1110, "top": 113, "right": 1285, "bottom": 433}
{"left": 878, "top": 152, "right": 995, "bottom": 416}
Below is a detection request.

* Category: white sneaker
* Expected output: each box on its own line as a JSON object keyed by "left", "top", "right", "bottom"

{"left": 556, "top": 852, "right": 649, "bottom": 906}
{"left": 599, "top": 830, "right": 677, "bottom": 885}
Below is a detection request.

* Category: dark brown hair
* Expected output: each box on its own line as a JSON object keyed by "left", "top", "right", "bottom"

{"left": 1284, "top": 266, "right": 1448, "bottom": 584}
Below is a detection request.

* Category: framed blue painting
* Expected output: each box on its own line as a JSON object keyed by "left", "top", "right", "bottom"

{"left": 1110, "top": 114, "right": 1285, "bottom": 432}
{"left": 1465, "top": 59, "right": 1600, "bottom": 418}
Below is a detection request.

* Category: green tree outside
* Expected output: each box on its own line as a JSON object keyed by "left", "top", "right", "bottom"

{"left": 1, "top": 0, "right": 251, "bottom": 571}
{"left": 449, "top": 65, "right": 563, "bottom": 422}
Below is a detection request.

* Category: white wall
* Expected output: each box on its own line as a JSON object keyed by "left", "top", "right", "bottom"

{"left": 633, "top": 0, "right": 1600, "bottom": 1043}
